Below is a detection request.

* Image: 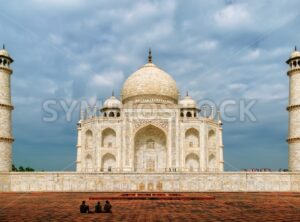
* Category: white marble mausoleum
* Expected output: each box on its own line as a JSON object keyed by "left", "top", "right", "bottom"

{"left": 76, "top": 51, "right": 224, "bottom": 174}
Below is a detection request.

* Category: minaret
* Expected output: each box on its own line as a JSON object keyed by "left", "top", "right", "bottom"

{"left": 0, "top": 45, "right": 14, "bottom": 172}
{"left": 76, "top": 118, "right": 82, "bottom": 172}
{"left": 287, "top": 46, "right": 300, "bottom": 171}
{"left": 217, "top": 111, "right": 224, "bottom": 171}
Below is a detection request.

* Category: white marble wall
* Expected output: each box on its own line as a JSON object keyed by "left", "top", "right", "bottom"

{"left": 77, "top": 108, "right": 223, "bottom": 173}
{"left": 1, "top": 172, "right": 300, "bottom": 192}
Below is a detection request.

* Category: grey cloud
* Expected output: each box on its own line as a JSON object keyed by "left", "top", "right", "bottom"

{"left": 0, "top": 0, "right": 298, "bottom": 170}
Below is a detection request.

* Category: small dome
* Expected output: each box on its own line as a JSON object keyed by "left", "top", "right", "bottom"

{"left": 287, "top": 47, "right": 300, "bottom": 64}
{"left": 102, "top": 96, "right": 122, "bottom": 109}
{"left": 0, "top": 49, "right": 13, "bottom": 61}
{"left": 290, "top": 50, "right": 300, "bottom": 59}
{"left": 121, "top": 63, "right": 179, "bottom": 104}
{"left": 0, "top": 49, "right": 9, "bottom": 57}
{"left": 179, "top": 95, "right": 197, "bottom": 108}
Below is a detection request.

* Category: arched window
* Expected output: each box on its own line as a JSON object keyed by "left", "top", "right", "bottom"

{"left": 180, "top": 112, "right": 184, "bottom": 117}
{"left": 3, "top": 59, "right": 7, "bottom": 66}
{"left": 293, "top": 61, "right": 297, "bottom": 67}
{"left": 186, "top": 112, "right": 192, "bottom": 117}
{"left": 109, "top": 112, "right": 114, "bottom": 117}
{"left": 85, "top": 154, "right": 93, "bottom": 172}
{"left": 102, "top": 128, "right": 116, "bottom": 148}
{"left": 208, "top": 130, "right": 216, "bottom": 149}
{"left": 116, "top": 112, "right": 120, "bottom": 117}
{"left": 298, "top": 60, "right": 300, "bottom": 67}
{"left": 209, "top": 154, "right": 216, "bottom": 171}
{"left": 208, "top": 130, "right": 215, "bottom": 137}
{"left": 0, "top": 59, "right": 2, "bottom": 65}
{"left": 194, "top": 112, "right": 197, "bottom": 117}
{"left": 85, "top": 130, "right": 93, "bottom": 149}
{"left": 185, "top": 128, "right": 200, "bottom": 148}
{"left": 185, "top": 153, "right": 200, "bottom": 172}
{"left": 101, "top": 153, "right": 116, "bottom": 172}
{"left": 104, "top": 112, "right": 107, "bottom": 117}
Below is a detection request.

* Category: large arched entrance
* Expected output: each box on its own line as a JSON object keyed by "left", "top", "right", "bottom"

{"left": 134, "top": 125, "right": 167, "bottom": 172}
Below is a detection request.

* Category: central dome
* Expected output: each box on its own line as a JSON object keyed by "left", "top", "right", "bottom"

{"left": 121, "top": 62, "right": 179, "bottom": 104}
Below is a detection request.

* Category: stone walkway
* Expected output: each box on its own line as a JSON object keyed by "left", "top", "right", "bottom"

{"left": 0, "top": 192, "right": 300, "bottom": 221}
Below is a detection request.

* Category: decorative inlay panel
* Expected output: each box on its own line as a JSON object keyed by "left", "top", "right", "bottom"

{"left": 133, "top": 119, "right": 169, "bottom": 132}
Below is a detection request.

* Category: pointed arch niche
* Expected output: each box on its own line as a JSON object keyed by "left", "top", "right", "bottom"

{"left": 185, "top": 128, "right": 199, "bottom": 149}
{"left": 208, "top": 154, "right": 216, "bottom": 172}
{"left": 85, "top": 154, "right": 93, "bottom": 172}
{"left": 101, "top": 153, "right": 116, "bottom": 172}
{"left": 208, "top": 129, "right": 216, "bottom": 149}
{"left": 85, "top": 130, "right": 93, "bottom": 149}
{"left": 101, "top": 128, "right": 116, "bottom": 148}
{"left": 134, "top": 125, "right": 167, "bottom": 172}
{"left": 185, "top": 153, "right": 200, "bottom": 172}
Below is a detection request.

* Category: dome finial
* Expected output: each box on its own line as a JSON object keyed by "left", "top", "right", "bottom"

{"left": 112, "top": 90, "right": 114, "bottom": 97}
{"left": 148, "top": 48, "right": 152, "bottom": 63}
{"left": 295, "top": 45, "right": 297, "bottom": 51}
{"left": 186, "top": 91, "right": 189, "bottom": 96}
{"left": 2, "top": 44, "right": 5, "bottom": 50}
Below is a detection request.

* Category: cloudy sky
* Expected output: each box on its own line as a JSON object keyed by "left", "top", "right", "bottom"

{"left": 0, "top": 0, "right": 299, "bottom": 171}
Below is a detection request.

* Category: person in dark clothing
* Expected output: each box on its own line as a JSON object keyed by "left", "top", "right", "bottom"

{"left": 80, "top": 200, "right": 90, "bottom": 213}
{"left": 95, "top": 201, "right": 102, "bottom": 213}
{"left": 103, "top": 200, "right": 112, "bottom": 213}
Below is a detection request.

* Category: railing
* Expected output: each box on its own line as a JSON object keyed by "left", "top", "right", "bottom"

{"left": 81, "top": 167, "right": 221, "bottom": 173}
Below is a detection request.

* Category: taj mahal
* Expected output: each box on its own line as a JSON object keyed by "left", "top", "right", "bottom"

{"left": 76, "top": 50, "right": 223, "bottom": 174}
{"left": 1, "top": 47, "right": 300, "bottom": 192}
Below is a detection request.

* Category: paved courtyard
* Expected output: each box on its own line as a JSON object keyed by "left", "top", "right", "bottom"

{"left": 0, "top": 192, "right": 300, "bottom": 221}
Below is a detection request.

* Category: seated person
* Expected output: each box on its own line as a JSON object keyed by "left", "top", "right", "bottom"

{"left": 80, "top": 200, "right": 90, "bottom": 213}
{"left": 95, "top": 201, "right": 102, "bottom": 213}
{"left": 103, "top": 200, "right": 112, "bottom": 213}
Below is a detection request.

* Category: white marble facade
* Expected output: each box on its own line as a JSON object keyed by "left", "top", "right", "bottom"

{"left": 76, "top": 53, "right": 224, "bottom": 173}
